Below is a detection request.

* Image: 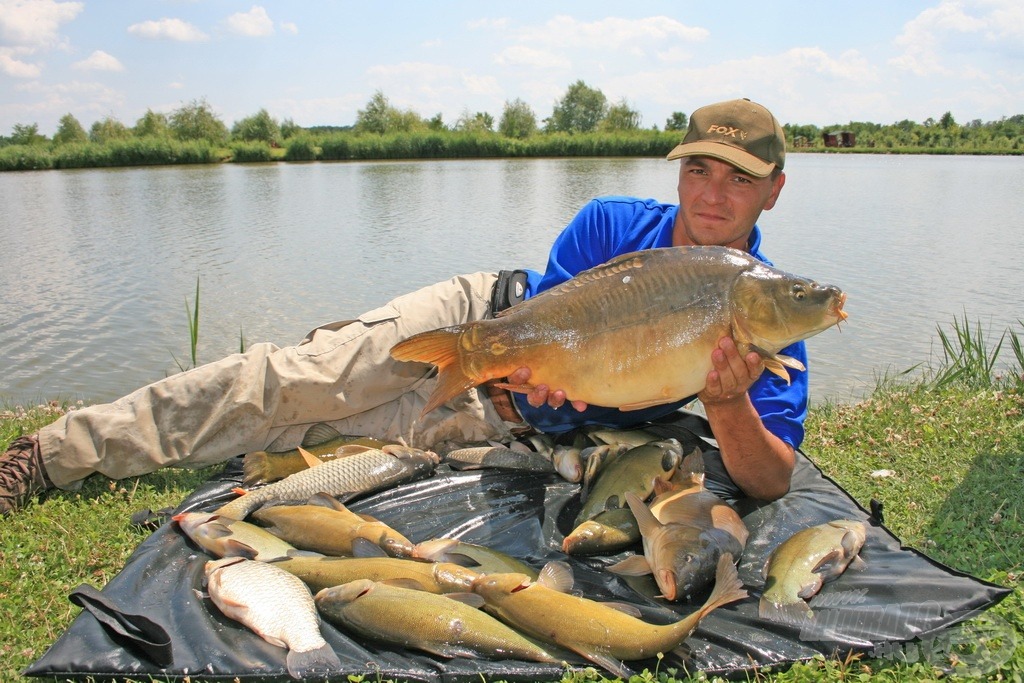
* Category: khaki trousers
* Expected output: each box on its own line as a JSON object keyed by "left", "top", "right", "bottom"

{"left": 39, "top": 272, "right": 513, "bottom": 489}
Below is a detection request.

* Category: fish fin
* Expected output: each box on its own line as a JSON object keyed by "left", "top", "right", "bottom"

{"left": 758, "top": 596, "right": 814, "bottom": 625}
{"left": 241, "top": 451, "right": 272, "bottom": 486}
{"left": 351, "top": 537, "right": 388, "bottom": 558}
{"left": 306, "top": 492, "right": 347, "bottom": 511}
{"left": 599, "top": 601, "right": 643, "bottom": 618}
{"left": 444, "top": 592, "right": 486, "bottom": 609}
{"left": 200, "top": 519, "right": 234, "bottom": 539}
{"left": 230, "top": 487, "right": 248, "bottom": 497}
{"left": 606, "top": 554, "right": 652, "bottom": 577}
{"left": 379, "top": 578, "right": 429, "bottom": 591}
{"left": 849, "top": 555, "right": 867, "bottom": 571}
{"left": 286, "top": 642, "right": 342, "bottom": 679}
{"left": 574, "top": 648, "right": 632, "bottom": 680}
{"left": 695, "top": 554, "right": 748, "bottom": 619}
{"left": 389, "top": 327, "right": 482, "bottom": 415}
{"left": 297, "top": 447, "right": 322, "bottom": 469}
{"left": 809, "top": 549, "right": 842, "bottom": 576}
{"left": 702, "top": 528, "right": 744, "bottom": 558}
{"left": 762, "top": 357, "right": 793, "bottom": 384}
{"left": 537, "top": 561, "right": 574, "bottom": 593}
{"left": 618, "top": 397, "right": 678, "bottom": 411}
{"left": 680, "top": 446, "right": 705, "bottom": 479}
{"left": 220, "top": 539, "right": 260, "bottom": 560}
{"left": 489, "top": 381, "right": 535, "bottom": 394}
{"left": 624, "top": 491, "right": 660, "bottom": 536}
{"left": 301, "top": 422, "right": 343, "bottom": 447}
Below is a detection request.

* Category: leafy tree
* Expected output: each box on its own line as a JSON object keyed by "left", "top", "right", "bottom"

{"left": 134, "top": 109, "right": 170, "bottom": 138}
{"left": 231, "top": 109, "right": 281, "bottom": 144}
{"left": 354, "top": 90, "right": 424, "bottom": 134}
{"left": 89, "top": 116, "right": 130, "bottom": 144}
{"left": 498, "top": 98, "right": 537, "bottom": 139}
{"left": 11, "top": 123, "right": 46, "bottom": 146}
{"left": 169, "top": 98, "right": 229, "bottom": 144}
{"left": 600, "top": 98, "right": 642, "bottom": 132}
{"left": 546, "top": 80, "right": 607, "bottom": 133}
{"left": 280, "top": 118, "right": 302, "bottom": 139}
{"left": 939, "top": 111, "right": 956, "bottom": 129}
{"left": 454, "top": 109, "right": 494, "bottom": 133}
{"left": 427, "top": 113, "right": 446, "bottom": 131}
{"left": 665, "top": 111, "right": 689, "bottom": 131}
{"left": 52, "top": 113, "right": 88, "bottom": 145}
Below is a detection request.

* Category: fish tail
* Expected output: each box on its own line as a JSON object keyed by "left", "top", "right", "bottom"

{"left": 695, "top": 554, "right": 748, "bottom": 620}
{"left": 285, "top": 642, "right": 341, "bottom": 679}
{"left": 758, "top": 595, "right": 813, "bottom": 625}
{"left": 390, "top": 327, "right": 481, "bottom": 415}
{"left": 242, "top": 451, "right": 272, "bottom": 486}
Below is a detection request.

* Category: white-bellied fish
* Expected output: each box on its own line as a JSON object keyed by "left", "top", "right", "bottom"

{"left": 315, "top": 579, "right": 564, "bottom": 663}
{"left": 204, "top": 557, "right": 340, "bottom": 679}
{"left": 390, "top": 246, "right": 846, "bottom": 415}
{"left": 215, "top": 445, "right": 439, "bottom": 520}
{"left": 759, "top": 519, "right": 867, "bottom": 623}
{"left": 472, "top": 554, "right": 747, "bottom": 678}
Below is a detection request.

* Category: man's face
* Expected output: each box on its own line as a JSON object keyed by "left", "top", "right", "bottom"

{"left": 672, "top": 156, "right": 785, "bottom": 250}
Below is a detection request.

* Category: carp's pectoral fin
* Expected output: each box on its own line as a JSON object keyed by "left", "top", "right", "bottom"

{"left": 607, "top": 554, "right": 652, "bottom": 576}
{"left": 489, "top": 381, "right": 535, "bottom": 394}
{"left": 618, "top": 397, "right": 678, "bottom": 411}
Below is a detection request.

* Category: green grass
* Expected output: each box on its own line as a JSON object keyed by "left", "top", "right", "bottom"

{"left": 2, "top": 318, "right": 1023, "bottom": 682}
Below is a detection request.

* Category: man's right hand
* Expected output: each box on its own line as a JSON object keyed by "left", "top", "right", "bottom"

{"left": 506, "top": 367, "right": 589, "bottom": 412}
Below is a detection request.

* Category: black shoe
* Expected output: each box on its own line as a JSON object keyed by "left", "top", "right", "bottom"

{"left": 0, "top": 435, "right": 53, "bottom": 515}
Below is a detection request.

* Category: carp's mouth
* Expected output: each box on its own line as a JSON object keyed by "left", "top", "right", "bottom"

{"left": 835, "top": 292, "right": 849, "bottom": 324}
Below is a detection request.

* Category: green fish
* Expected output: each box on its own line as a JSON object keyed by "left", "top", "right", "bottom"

{"left": 759, "top": 519, "right": 867, "bottom": 624}
{"left": 271, "top": 555, "right": 480, "bottom": 594}
{"left": 412, "top": 538, "right": 539, "bottom": 579}
{"left": 243, "top": 422, "right": 390, "bottom": 486}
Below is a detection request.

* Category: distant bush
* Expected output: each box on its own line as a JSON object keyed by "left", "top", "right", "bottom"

{"left": 51, "top": 139, "right": 221, "bottom": 168}
{"left": 283, "top": 135, "right": 320, "bottom": 161}
{"left": 229, "top": 141, "right": 273, "bottom": 163}
{"left": 0, "top": 144, "right": 53, "bottom": 171}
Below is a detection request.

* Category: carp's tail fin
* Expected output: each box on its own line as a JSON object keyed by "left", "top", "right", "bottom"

{"left": 390, "top": 326, "right": 480, "bottom": 415}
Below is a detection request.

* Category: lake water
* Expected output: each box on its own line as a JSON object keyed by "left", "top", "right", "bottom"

{"left": 2, "top": 154, "right": 1022, "bottom": 407}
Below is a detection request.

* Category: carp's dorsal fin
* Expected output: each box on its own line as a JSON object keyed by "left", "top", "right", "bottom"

{"left": 301, "top": 422, "right": 342, "bottom": 447}
{"left": 606, "top": 554, "right": 652, "bottom": 576}
{"left": 297, "top": 447, "right": 322, "bottom": 468}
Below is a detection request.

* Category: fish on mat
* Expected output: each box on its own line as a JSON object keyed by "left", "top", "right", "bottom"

{"left": 759, "top": 519, "right": 867, "bottom": 624}
{"left": 442, "top": 445, "right": 555, "bottom": 474}
{"left": 390, "top": 245, "right": 846, "bottom": 415}
{"left": 608, "top": 449, "right": 750, "bottom": 600}
{"left": 413, "top": 538, "right": 539, "bottom": 579}
{"left": 270, "top": 555, "right": 481, "bottom": 594}
{"left": 204, "top": 557, "right": 340, "bottom": 679}
{"left": 243, "top": 422, "right": 390, "bottom": 486}
{"left": 315, "top": 579, "right": 565, "bottom": 663}
{"left": 561, "top": 507, "right": 641, "bottom": 556}
{"left": 214, "top": 445, "right": 439, "bottom": 520}
{"left": 472, "top": 554, "right": 747, "bottom": 679}
{"left": 174, "top": 511, "right": 303, "bottom": 561}
{"left": 252, "top": 493, "right": 415, "bottom": 558}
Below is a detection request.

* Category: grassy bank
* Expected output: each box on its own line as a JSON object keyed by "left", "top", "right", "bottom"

{"left": 1, "top": 321, "right": 1022, "bottom": 682}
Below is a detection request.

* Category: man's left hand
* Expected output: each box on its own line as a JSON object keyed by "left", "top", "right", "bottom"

{"left": 699, "top": 337, "right": 763, "bottom": 404}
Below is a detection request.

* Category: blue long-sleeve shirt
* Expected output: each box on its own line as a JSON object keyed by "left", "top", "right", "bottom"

{"left": 514, "top": 196, "right": 809, "bottom": 450}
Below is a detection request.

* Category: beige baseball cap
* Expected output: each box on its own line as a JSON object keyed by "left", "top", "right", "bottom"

{"left": 666, "top": 98, "right": 786, "bottom": 177}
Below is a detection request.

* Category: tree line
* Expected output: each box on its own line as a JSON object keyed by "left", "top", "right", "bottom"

{"left": 2, "top": 80, "right": 1022, "bottom": 171}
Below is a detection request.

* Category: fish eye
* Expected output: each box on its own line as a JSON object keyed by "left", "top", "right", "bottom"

{"left": 792, "top": 284, "right": 806, "bottom": 300}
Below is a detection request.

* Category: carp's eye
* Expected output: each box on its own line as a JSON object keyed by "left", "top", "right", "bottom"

{"left": 793, "top": 284, "right": 806, "bottom": 300}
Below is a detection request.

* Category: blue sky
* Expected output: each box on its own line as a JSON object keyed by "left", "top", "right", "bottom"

{"left": 2, "top": 0, "right": 1022, "bottom": 136}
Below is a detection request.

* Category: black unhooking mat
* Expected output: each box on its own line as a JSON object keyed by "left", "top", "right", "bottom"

{"left": 25, "top": 411, "right": 1010, "bottom": 681}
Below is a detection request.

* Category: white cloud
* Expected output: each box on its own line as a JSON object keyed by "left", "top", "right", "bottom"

{"left": 494, "top": 45, "right": 570, "bottom": 70}
{"left": 225, "top": 6, "right": 275, "bottom": 37}
{"left": 72, "top": 49, "right": 124, "bottom": 72}
{"left": 521, "top": 15, "right": 708, "bottom": 50}
{"left": 890, "top": 0, "right": 1013, "bottom": 76}
{"left": 0, "top": 0, "right": 83, "bottom": 48}
{"left": 127, "top": 18, "right": 208, "bottom": 42}
{"left": 279, "top": 22, "right": 298, "bottom": 36}
{"left": 0, "top": 47, "right": 42, "bottom": 77}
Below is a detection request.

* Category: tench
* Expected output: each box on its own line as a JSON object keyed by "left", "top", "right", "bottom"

{"left": 243, "top": 422, "right": 390, "bottom": 485}
{"left": 472, "top": 554, "right": 747, "bottom": 678}
{"left": 204, "top": 557, "right": 340, "bottom": 679}
{"left": 315, "top": 579, "right": 564, "bottom": 662}
{"left": 413, "top": 538, "right": 539, "bottom": 579}
{"left": 252, "top": 493, "right": 415, "bottom": 558}
{"left": 174, "top": 511, "right": 300, "bottom": 561}
{"left": 390, "top": 245, "right": 846, "bottom": 415}
{"left": 215, "top": 445, "right": 439, "bottom": 520}
{"left": 271, "top": 555, "right": 480, "bottom": 594}
{"left": 561, "top": 507, "right": 641, "bottom": 556}
{"left": 759, "top": 519, "right": 867, "bottom": 623}
{"left": 574, "top": 439, "right": 684, "bottom": 526}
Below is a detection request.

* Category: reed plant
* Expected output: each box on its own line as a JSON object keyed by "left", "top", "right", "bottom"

{"left": 229, "top": 140, "right": 274, "bottom": 163}
{"left": 0, "top": 144, "right": 54, "bottom": 171}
